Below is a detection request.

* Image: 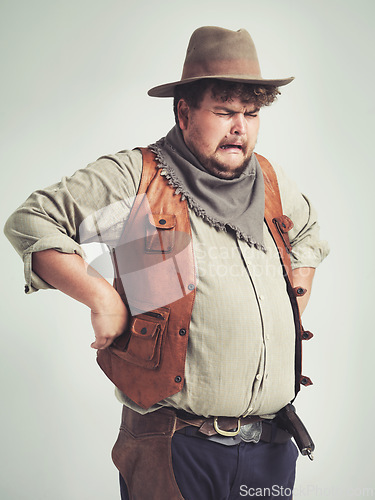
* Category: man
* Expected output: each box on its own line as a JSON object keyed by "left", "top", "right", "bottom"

{"left": 4, "top": 26, "right": 329, "bottom": 499}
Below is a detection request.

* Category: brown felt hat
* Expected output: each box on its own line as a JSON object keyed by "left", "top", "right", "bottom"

{"left": 148, "top": 26, "right": 294, "bottom": 98}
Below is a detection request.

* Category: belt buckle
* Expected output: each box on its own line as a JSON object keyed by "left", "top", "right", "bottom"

{"left": 239, "top": 421, "right": 262, "bottom": 443}
{"left": 213, "top": 417, "right": 241, "bottom": 437}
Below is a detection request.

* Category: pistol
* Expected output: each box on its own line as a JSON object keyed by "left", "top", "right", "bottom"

{"left": 277, "top": 404, "right": 315, "bottom": 460}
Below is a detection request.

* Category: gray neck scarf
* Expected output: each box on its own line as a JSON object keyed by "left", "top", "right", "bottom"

{"left": 149, "top": 125, "right": 265, "bottom": 251}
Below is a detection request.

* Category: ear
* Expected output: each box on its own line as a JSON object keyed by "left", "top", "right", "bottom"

{"left": 177, "top": 99, "right": 190, "bottom": 130}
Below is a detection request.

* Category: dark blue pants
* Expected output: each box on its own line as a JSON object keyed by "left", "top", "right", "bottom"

{"left": 119, "top": 431, "right": 298, "bottom": 499}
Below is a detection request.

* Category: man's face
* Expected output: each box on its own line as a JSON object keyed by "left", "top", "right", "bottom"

{"left": 178, "top": 89, "right": 260, "bottom": 179}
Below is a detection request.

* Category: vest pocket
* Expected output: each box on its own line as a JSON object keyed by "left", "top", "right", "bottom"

{"left": 111, "top": 308, "right": 170, "bottom": 369}
{"left": 145, "top": 213, "right": 176, "bottom": 253}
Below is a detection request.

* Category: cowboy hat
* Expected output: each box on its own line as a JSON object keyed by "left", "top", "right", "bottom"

{"left": 148, "top": 26, "right": 294, "bottom": 98}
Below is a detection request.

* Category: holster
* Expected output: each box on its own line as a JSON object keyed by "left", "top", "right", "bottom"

{"left": 276, "top": 404, "right": 315, "bottom": 459}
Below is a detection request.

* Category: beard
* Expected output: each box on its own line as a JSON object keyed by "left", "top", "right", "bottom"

{"left": 188, "top": 143, "right": 253, "bottom": 180}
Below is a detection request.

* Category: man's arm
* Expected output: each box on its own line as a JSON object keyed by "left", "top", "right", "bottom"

{"left": 3, "top": 150, "right": 142, "bottom": 295}
{"left": 33, "top": 249, "right": 129, "bottom": 349}
{"left": 291, "top": 267, "right": 315, "bottom": 315}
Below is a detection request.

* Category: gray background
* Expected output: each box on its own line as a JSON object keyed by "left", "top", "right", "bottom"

{"left": 1, "top": 0, "right": 373, "bottom": 498}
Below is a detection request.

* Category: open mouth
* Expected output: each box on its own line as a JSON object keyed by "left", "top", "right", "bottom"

{"left": 220, "top": 144, "right": 243, "bottom": 150}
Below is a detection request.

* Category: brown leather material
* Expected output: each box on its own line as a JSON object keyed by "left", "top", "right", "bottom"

{"left": 175, "top": 414, "right": 262, "bottom": 437}
{"left": 110, "top": 307, "right": 170, "bottom": 370}
{"left": 293, "top": 286, "right": 307, "bottom": 297}
{"left": 112, "top": 406, "right": 184, "bottom": 500}
{"left": 272, "top": 215, "right": 293, "bottom": 254}
{"left": 259, "top": 420, "right": 292, "bottom": 444}
{"left": 255, "top": 153, "right": 307, "bottom": 396}
{"left": 176, "top": 420, "right": 291, "bottom": 444}
{"left": 257, "top": 153, "right": 294, "bottom": 284}
{"left": 276, "top": 403, "right": 315, "bottom": 456}
{"left": 300, "top": 375, "right": 313, "bottom": 387}
{"left": 301, "top": 330, "right": 314, "bottom": 341}
{"left": 97, "top": 149, "right": 310, "bottom": 408}
{"left": 145, "top": 213, "right": 177, "bottom": 253}
{"left": 112, "top": 406, "right": 292, "bottom": 499}
{"left": 97, "top": 148, "right": 196, "bottom": 409}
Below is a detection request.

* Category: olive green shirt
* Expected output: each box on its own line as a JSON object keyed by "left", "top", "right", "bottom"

{"left": 4, "top": 149, "right": 329, "bottom": 418}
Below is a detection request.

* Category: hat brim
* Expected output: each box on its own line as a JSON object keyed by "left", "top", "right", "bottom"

{"left": 148, "top": 75, "right": 294, "bottom": 98}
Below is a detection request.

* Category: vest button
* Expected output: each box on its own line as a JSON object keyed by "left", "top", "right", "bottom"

{"left": 140, "top": 327, "right": 147, "bottom": 335}
{"left": 179, "top": 328, "right": 187, "bottom": 336}
{"left": 297, "top": 287, "right": 305, "bottom": 295}
{"left": 159, "top": 218, "right": 166, "bottom": 225}
{"left": 175, "top": 375, "right": 182, "bottom": 383}
{"left": 188, "top": 284, "right": 195, "bottom": 291}
{"left": 302, "top": 332, "right": 309, "bottom": 340}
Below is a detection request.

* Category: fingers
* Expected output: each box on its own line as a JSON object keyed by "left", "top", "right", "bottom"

{"left": 90, "top": 328, "right": 124, "bottom": 350}
{"left": 90, "top": 336, "right": 115, "bottom": 350}
{"left": 90, "top": 306, "right": 129, "bottom": 350}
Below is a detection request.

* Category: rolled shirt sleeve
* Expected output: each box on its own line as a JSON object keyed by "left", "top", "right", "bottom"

{"left": 4, "top": 150, "right": 142, "bottom": 293}
{"left": 272, "top": 162, "right": 330, "bottom": 269}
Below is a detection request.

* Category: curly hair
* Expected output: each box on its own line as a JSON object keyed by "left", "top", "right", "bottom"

{"left": 173, "top": 78, "right": 280, "bottom": 123}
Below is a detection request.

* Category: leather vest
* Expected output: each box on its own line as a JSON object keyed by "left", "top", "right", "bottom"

{"left": 97, "top": 148, "right": 313, "bottom": 409}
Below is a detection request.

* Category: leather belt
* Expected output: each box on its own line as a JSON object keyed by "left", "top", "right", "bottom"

{"left": 259, "top": 420, "right": 291, "bottom": 444}
{"left": 174, "top": 410, "right": 291, "bottom": 445}
{"left": 175, "top": 409, "right": 262, "bottom": 437}
{"left": 176, "top": 420, "right": 291, "bottom": 446}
